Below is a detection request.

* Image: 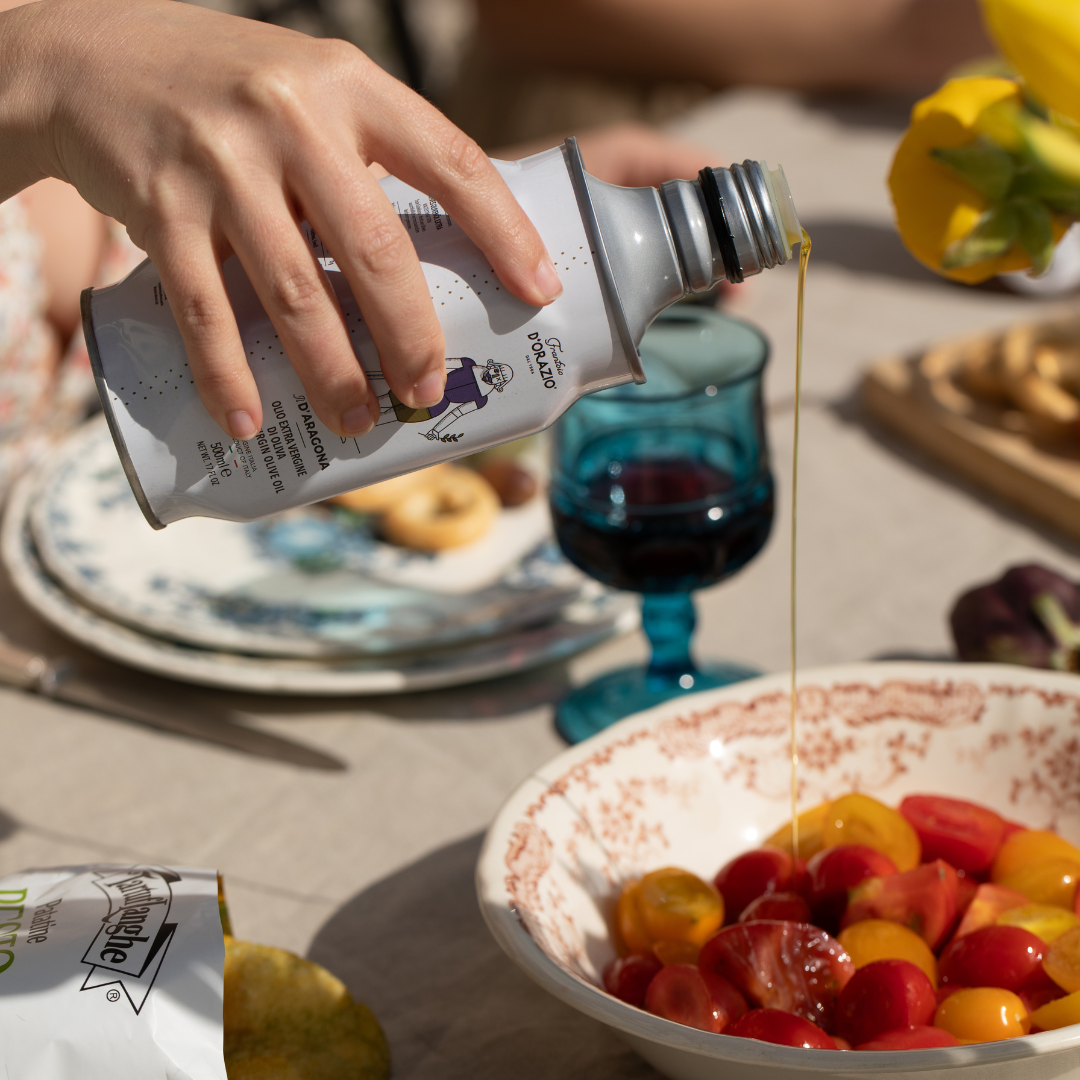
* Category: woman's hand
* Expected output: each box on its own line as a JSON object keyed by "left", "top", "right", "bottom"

{"left": 0, "top": 0, "right": 561, "bottom": 440}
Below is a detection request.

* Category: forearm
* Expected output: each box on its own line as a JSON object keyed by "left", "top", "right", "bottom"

{"left": 0, "top": 1, "right": 62, "bottom": 201}
{"left": 476, "top": 0, "right": 992, "bottom": 92}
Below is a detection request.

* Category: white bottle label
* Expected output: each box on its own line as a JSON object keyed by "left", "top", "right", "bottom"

{"left": 86, "top": 147, "right": 629, "bottom": 526}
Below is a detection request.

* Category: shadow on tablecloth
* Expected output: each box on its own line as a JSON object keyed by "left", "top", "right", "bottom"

{"left": 308, "top": 832, "right": 661, "bottom": 1080}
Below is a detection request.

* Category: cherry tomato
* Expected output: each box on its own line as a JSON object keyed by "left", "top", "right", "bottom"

{"left": 739, "top": 892, "right": 811, "bottom": 924}
{"left": 1000, "top": 859, "right": 1080, "bottom": 909}
{"left": 765, "top": 801, "right": 832, "bottom": 862}
{"left": 699, "top": 920, "right": 854, "bottom": 1031}
{"left": 853, "top": 1026, "right": 960, "bottom": 1050}
{"left": 898, "top": 794, "right": 1004, "bottom": 875}
{"left": 640, "top": 867, "right": 725, "bottom": 946}
{"left": 645, "top": 964, "right": 721, "bottom": 1032}
{"left": 805, "top": 845, "right": 898, "bottom": 931}
{"left": 835, "top": 959, "right": 936, "bottom": 1046}
{"left": 956, "top": 871, "right": 979, "bottom": 918}
{"left": 938, "top": 925, "right": 1050, "bottom": 993}
{"left": 700, "top": 969, "right": 749, "bottom": 1031}
{"left": 652, "top": 940, "right": 701, "bottom": 966}
{"left": 1042, "top": 925, "right": 1080, "bottom": 992}
{"left": 725, "top": 1008, "right": 837, "bottom": 1049}
{"left": 615, "top": 880, "right": 651, "bottom": 955}
{"left": 950, "top": 883, "right": 1029, "bottom": 941}
{"left": 933, "top": 987, "right": 1030, "bottom": 1041}
{"left": 991, "top": 830, "right": 1080, "bottom": 883}
{"left": 997, "top": 902, "right": 1080, "bottom": 943}
{"left": 713, "top": 847, "right": 792, "bottom": 922}
{"left": 837, "top": 919, "right": 938, "bottom": 986}
{"left": 1029, "top": 988, "right": 1080, "bottom": 1031}
{"left": 842, "top": 859, "right": 959, "bottom": 951}
{"left": 603, "top": 952, "right": 663, "bottom": 1008}
{"left": 820, "top": 794, "right": 921, "bottom": 872}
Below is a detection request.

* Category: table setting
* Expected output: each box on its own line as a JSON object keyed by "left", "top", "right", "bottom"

{"left": 12, "top": 7, "right": 1080, "bottom": 1075}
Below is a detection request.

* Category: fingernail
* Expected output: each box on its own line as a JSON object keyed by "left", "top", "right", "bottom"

{"left": 412, "top": 371, "right": 446, "bottom": 408}
{"left": 228, "top": 410, "right": 257, "bottom": 440}
{"left": 342, "top": 404, "right": 374, "bottom": 437}
{"left": 534, "top": 257, "right": 562, "bottom": 302}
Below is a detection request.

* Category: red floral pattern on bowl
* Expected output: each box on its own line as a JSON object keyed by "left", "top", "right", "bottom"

{"left": 477, "top": 663, "right": 1080, "bottom": 1080}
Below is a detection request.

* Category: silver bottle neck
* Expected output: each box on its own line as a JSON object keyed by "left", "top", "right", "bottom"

{"left": 660, "top": 160, "right": 801, "bottom": 288}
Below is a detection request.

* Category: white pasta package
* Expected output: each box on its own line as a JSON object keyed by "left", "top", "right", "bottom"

{"left": 0, "top": 863, "right": 226, "bottom": 1080}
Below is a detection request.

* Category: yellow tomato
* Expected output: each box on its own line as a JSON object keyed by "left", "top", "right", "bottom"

{"left": 651, "top": 940, "right": 701, "bottom": 966}
{"left": 637, "top": 867, "right": 724, "bottom": 948}
{"left": 999, "top": 859, "right": 1080, "bottom": 909}
{"left": 1043, "top": 925, "right": 1080, "bottom": 992}
{"left": 1030, "top": 989, "right": 1080, "bottom": 1031}
{"left": 991, "top": 830, "right": 1080, "bottom": 882}
{"left": 819, "top": 793, "right": 921, "bottom": 871}
{"left": 765, "top": 800, "right": 831, "bottom": 861}
{"left": 615, "top": 879, "right": 651, "bottom": 955}
{"left": 934, "top": 987, "right": 1030, "bottom": 1042}
{"left": 997, "top": 902, "right": 1080, "bottom": 943}
{"left": 838, "top": 919, "right": 938, "bottom": 986}
{"left": 889, "top": 77, "right": 1036, "bottom": 284}
{"left": 982, "top": 0, "right": 1080, "bottom": 124}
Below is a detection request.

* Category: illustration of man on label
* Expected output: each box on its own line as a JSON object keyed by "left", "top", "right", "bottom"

{"left": 369, "top": 357, "right": 513, "bottom": 441}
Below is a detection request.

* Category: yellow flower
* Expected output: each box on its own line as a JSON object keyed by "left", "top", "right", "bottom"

{"left": 889, "top": 78, "right": 1036, "bottom": 283}
{"left": 982, "top": 0, "right": 1080, "bottom": 124}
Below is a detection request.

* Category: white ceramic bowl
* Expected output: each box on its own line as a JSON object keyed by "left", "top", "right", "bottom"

{"left": 477, "top": 662, "right": 1080, "bottom": 1080}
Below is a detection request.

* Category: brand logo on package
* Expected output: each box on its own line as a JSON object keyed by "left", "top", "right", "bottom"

{"left": 79, "top": 867, "right": 180, "bottom": 1013}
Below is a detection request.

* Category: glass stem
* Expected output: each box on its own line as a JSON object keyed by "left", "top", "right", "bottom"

{"left": 642, "top": 593, "right": 698, "bottom": 692}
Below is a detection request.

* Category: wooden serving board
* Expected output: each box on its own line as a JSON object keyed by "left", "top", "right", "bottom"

{"left": 861, "top": 313, "right": 1080, "bottom": 542}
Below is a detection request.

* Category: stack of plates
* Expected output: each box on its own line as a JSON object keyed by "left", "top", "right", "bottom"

{"left": 1, "top": 420, "right": 636, "bottom": 694}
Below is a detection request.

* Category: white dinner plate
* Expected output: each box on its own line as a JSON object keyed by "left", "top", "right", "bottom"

{"left": 3, "top": 467, "right": 638, "bottom": 695}
{"left": 30, "top": 419, "right": 586, "bottom": 657}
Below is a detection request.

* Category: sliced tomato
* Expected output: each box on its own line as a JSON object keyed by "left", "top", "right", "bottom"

{"left": 950, "top": 883, "right": 1028, "bottom": 942}
{"left": 699, "top": 920, "right": 854, "bottom": 1031}
{"left": 806, "top": 845, "right": 898, "bottom": 931}
{"left": 899, "top": 795, "right": 1004, "bottom": 875}
{"left": 939, "top": 925, "right": 1051, "bottom": 993}
{"left": 835, "top": 959, "right": 936, "bottom": 1046}
{"left": 738, "top": 891, "right": 811, "bottom": 924}
{"left": 700, "top": 969, "right": 748, "bottom": 1031}
{"left": 726, "top": 1008, "right": 837, "bottom": 1049}
{"left": 853, "top": 1025, "right": 960, "bottom": 1050}
{"left": 713, "top": 847, "right": 793, "bottom": 922}
{"left": 644, "top": 963, "right": 721, "bottom": 1032}
{"left": 842, "top": 859, "right": 959, "bottom": 951}
{"left": 603, "top": 952, "right": 663, "bottom": 1008}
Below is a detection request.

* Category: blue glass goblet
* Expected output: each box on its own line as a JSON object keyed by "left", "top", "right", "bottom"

{"left": 550, "top": 306, "right": 773, "bottom": 744}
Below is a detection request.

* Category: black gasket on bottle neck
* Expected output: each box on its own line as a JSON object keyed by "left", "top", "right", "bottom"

{"left": 698, "top": 167, "right": 744, "bottom": 284}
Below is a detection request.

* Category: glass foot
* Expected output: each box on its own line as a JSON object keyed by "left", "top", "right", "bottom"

{"left": 555, "top": 661, "right": 761, "bottom": 745}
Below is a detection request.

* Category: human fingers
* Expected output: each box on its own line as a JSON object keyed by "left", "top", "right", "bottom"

{"left": 290, "top": 131, "right": 447, "bottom": 412}
{"left": 226, "top": 191, "right": 380, "bottom": 437}
{"left": 146, "top": 230, "right": 263, "bottom": 440}
{"left": 354, "top": 73, "right": 563, "bottom": 310}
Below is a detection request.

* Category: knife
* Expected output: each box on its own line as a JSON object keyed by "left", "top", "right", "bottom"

{"left": 0, "top": 639, "right": 346, "bottom": 771}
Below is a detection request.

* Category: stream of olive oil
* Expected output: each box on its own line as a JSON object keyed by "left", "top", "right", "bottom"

{"left": 790, "top": 228, "right": 811, "bottom": 860}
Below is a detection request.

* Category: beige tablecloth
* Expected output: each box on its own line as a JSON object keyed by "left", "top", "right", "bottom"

{"left": 1, "top": 90, "right": 1078, "bottom": 1078}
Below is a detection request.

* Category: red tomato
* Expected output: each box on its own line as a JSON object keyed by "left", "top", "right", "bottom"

{"left": 842, "top": 859, "right": 959, "bottom": 950}
{"left": 726, "top": 1008, "right": 837, "bottom": 1049}
{"left": 713, "top": 847, "right": 793, "bottom": 921}
{"left": 645, "top": 964, "right": 721, "bottom": 1032}
{"left": 699, "top": 920, "right": 854, "bottom": 1031}
{"left": 899, "top": 795, "right": 1005, "bottom": 875}
{"left": 835, "top": 959, "right": 936, "bottom": 1046}
{"left": 806, "top": 845, "right": 898, "bottom": 930}
{"left": 739, "top": 892, "right": 812, "bottom": 924}
{"left": 603, "top": 952, "right": 663, "bottom": 1008}
{"left": 939, "top": 925, "right": 1051, "bottom": 993}
{"left": 853, "top": 1025, "right": 961, "bottom": 1050}
{"left": 1021, "top": 984, "right": 1066, "bottom": 1015}
{"left": 956, "top": 871, "right": 979, "bottom": 917}
{"left": 700, "top": 969, "right": 748, "bottom": 1031}
{"left": 950, "top": 883, "right": 1028, "bottom": 942}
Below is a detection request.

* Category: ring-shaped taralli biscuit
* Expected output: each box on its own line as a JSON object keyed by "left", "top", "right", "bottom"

{"left": 331, "top": 463, "right": 450, "bottom": 513}
{"left": 381, "top": 466, "right": 500, "bottom": 550}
